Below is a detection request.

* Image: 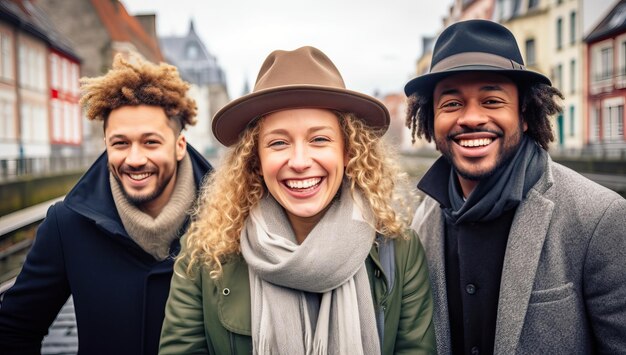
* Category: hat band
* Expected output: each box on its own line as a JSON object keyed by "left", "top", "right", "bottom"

{"left": 431, "top": 52, "right": 525, "bottom": 73}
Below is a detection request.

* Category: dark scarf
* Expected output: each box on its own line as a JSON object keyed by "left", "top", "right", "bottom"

{"left": 443, "top": 135, "right": 547, "bottom": 224}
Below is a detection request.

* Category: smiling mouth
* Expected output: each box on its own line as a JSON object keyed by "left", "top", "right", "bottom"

{"left": 284, "top": 177, "right": 322, "bottom": 190}
{"left": 457, "top": 138, "right": 494, "bottom": 147}
{"left": 127, "top": 172, "right": 153, "bottom": 181}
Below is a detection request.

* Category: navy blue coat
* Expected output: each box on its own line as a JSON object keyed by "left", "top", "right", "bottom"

{"left": 0, "top": 145, "right": 212, "bottom": 355}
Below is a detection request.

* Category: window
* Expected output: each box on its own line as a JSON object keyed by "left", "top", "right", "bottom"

{"left": 621, "top": 40, "right": 626, "bottom": 76}
{"left": 72, "top": 63, "right": 79, "bottom": 95}
{"left": 497, "top": 0, "right": 505, "bottom": 20}
{"left": 64, "top": 101, "right": 72, "bottom": 142}
{"left": 18, "top": 47, "right": 26, "bottom": 86}
{"left": 73, "top": 105, "right": 81, "bottom": 143}
{"left": 0, "top": 98, "right": 16, "bottom": 139}
{"left": 36, "top": 51, "right": 45, "bottom": 91}
{"left": 52, "top": 99, "right": 62, "bottom": 141}
{"left": 556, "top": 17, "right": 563, "bottom": 50}
{"left": 62, "top": 59, "right": 68, "bottom": 92}
{"left": 0, "top": 33, "right": 13, "bottom": 81}
{"left": 570, "top": 59, "right": 576, "bottom": 93}
{"left": 20, "top": 104, "right": 32, "bottom": 142}
{"left": 525, "top": 38, "right": 536, "bottom": 66}
{"left": 596, "top": 46, "right": 614, "bottom": 81}
{"left": 569, "top": 105, "right": 575, "bottom": 137}
{"left": 555, "top": 63, "right": 563, "bottom": 90}
{"left": 590, "top": 106, "right": 600, "bottom": 142}
{"left": 528, "top": 0, "right": 538, "bottom": 10}
{"left": 18, "top": 45, "right": 46, "bottom": 91}
{"left": 603, "top": 100, "right": 625, "bottom": 141}
{"left": 34, "top": 105, "right": 47, "bottom": 142}
{"left": 570, "top": 11, "right": 577, "bottom": 44}
{"left": 186, "top": 43, "right": 199, "bottom": 60}
{"left": 50, "top": 54, "right": 59, "bottom": 88}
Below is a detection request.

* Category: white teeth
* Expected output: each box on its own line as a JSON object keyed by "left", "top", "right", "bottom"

{"left": 286, "top": 178, "right": 321, "bottom": 189}
{"left": 458, "top": 138, "right": 493, "bottom": 147}
{"left": 129, "top": 173, "right": 151, "bottom": 180}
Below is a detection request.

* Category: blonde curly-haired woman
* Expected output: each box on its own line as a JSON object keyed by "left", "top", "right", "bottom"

{"left": 159, "top": 46, "right": 435, "bottom": 355}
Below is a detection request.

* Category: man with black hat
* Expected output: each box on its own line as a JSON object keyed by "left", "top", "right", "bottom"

{"left": 405, "top": 19, "right": 626, "bottom": 354}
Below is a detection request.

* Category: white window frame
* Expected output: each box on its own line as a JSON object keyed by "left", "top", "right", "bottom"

{"left": 50, "top": 53, "right": 59, "bottom": 89}
{"left": 592, "top": 39, "right": 614, "bottom": 83}
{"left": 0, "top": 33, "right": 13, "bottom": 81}
{"left": 602, "top": 97, "right": 625, "bottom": 141}
{"left": 613, "top": 34, "right": 626, "bottom": 88}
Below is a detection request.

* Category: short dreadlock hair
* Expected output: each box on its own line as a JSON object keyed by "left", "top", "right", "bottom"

{"left": 79, "top": 54, "right": 197, "bottom": 132}
{"left": 405, "top": 80, "right": 564, "bottom": 151}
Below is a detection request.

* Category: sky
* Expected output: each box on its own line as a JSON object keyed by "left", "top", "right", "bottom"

{"left": 123, "top": 0, "right": 452, "bottom": 100}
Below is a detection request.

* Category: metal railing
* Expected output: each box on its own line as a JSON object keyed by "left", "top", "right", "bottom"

{"left": 0, "top": 196, "right": 78, "bottom": 354}
{"left": 550, "top": 144, "right": 626, "bottom": 160}
{"left": 0, "top": 197, "right": 63, "bottom": 294}
{"left": 0, "top": 156, "right": 98, "bottom": 182}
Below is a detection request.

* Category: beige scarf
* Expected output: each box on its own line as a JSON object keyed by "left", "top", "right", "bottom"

{"left": 110, "top": 154, "right": 195, "bottom": 260}
{"left": 240, "top": 184, "right": 381, "bottom": 355}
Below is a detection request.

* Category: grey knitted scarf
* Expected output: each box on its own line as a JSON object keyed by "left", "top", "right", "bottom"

{"left": 240, "top": 184, "right": 381, "bottom": 355}
{"left": 110, "top": 154, "right": 195, "bottom": 260}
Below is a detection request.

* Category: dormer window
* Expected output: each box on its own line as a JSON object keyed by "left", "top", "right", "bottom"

{"left": 186, "top": 43, "right": 199, "bottom": 60}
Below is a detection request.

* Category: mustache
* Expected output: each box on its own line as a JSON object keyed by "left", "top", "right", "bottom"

{"left": 119, "top": 165, "right": 157, "bottom": 174}
{"left": 447, "top": 128, "right": 504, "bottom": 140}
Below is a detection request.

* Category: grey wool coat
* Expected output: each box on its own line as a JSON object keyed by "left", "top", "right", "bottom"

{"left": 412, "top": 157, "right": 626, "bottom": 354}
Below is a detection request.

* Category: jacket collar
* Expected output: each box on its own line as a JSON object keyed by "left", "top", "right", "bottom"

{"left": 417, "top": 156, "right": 453, "bottom": 209}
{"left": 64, "top": 144, "right": 212, "bottom": 236}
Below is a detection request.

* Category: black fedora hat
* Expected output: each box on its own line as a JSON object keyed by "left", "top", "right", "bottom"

{"left": 404, "top": 19, "right": 551, "bottom": 97}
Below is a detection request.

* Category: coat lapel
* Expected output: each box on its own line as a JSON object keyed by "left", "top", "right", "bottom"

{"left": 494, "top": 169, "right": 554, "bottom": 354}
{"left": 413, "top": 198, "right": 451, "bottom": 354}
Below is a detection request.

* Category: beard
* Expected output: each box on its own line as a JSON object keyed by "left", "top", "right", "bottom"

{"left": 437, "top": 122, "right": 525, "bottom": 181}
{"left": 110, "top": 165, "right": 175, "bottom": 207}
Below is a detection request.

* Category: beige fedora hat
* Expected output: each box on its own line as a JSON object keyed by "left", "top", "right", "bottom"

{"left": 212, "top": 46, "right": 390, "bottom": 146}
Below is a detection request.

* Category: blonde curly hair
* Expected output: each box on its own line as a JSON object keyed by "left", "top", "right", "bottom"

{"left": 182, "top": 111, "right": 412, "bottom": 278}
{"left": 79, "top": 54, "right": 197, "bottom": 131}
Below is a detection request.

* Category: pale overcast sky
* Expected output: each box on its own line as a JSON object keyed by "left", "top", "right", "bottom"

{"left": 123, "top": 0, "right": 452, "bottom": 99}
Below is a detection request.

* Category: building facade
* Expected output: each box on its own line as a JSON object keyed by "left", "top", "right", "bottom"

{"left": 159, "top": 21, "right": 229, "bottom": 157}
{"left": 549, "top": 0, "right": 584, "bottom": 150}
{"left": 444, "top": 0, "right": 496, "bottom": 27}
{"left": 0, "top": 0, "right": 81, "bottom": 167}
{"left": 409, "top": 0, "right": 496, "bottom": 152}
{"left": 585, "top": 0, "right": 626, "bottom": 157}
{"left": 36, "top": 0, "right": 163, "bottom": 156}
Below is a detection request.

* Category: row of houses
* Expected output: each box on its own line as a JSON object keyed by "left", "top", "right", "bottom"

{"left": 0, "top": 0, "right": 229, "bottom": 167}
{"left": 410, "top": 0, "right": 626, "bottom": 157}
{"left": 4, "top": 0, "right": 623, "bottom": 165}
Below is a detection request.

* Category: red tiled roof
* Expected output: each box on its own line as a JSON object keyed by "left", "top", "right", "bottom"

{"left": 89, "top": 0, "right": 163, "bottom": 62}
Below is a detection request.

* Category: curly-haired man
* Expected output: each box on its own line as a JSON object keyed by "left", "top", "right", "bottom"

{"left": 0, "top": 55, "right": 213, "bottom": 354}
{"left": 406, "top": 20, "right": 626, "bottom": 354}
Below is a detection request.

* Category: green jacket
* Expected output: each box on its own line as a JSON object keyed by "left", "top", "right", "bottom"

{"left": 159, "top": 230, "right": 435, "bottom": 354}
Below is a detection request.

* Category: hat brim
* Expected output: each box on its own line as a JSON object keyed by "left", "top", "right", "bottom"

{"left": 212, "top": 85, "right": 391, "bottom": 146}
{"left": 404, "top": 65, "right": 552, "bottom": 97}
